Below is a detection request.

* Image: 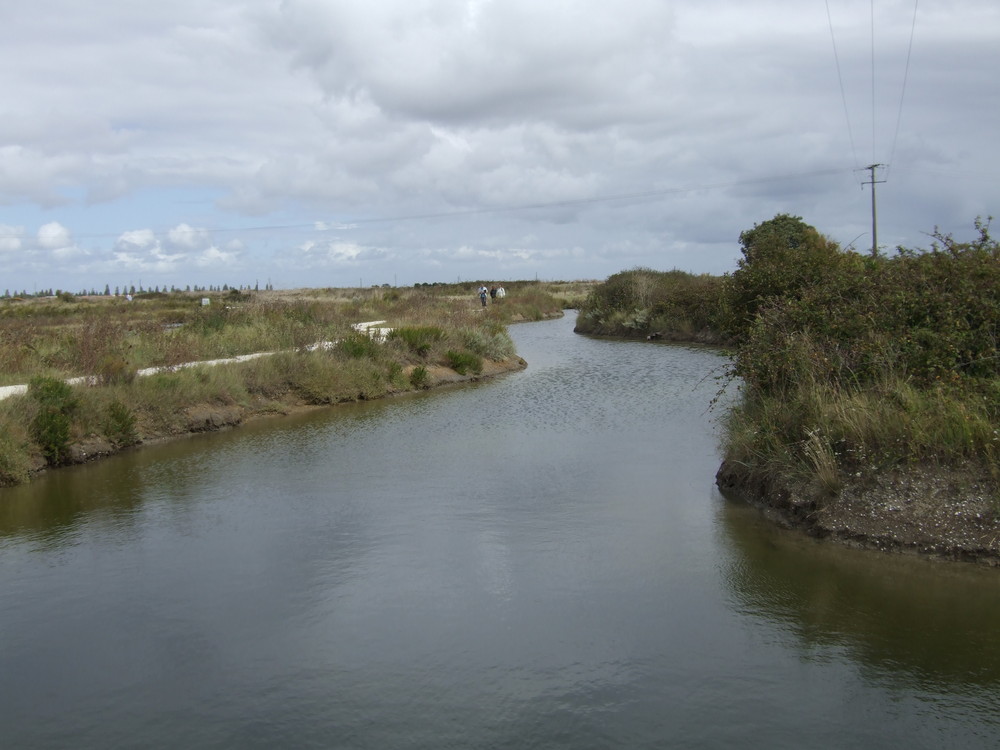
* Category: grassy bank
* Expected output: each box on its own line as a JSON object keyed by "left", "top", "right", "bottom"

{"left": 0, "top": 282, "right": 576, "bottom": 486}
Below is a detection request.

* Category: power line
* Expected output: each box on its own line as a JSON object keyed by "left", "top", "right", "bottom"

{"left": 0, "top": 166, "right": 852, "bottom": 242}
{"left": 886, "top": 0, "right": 919, "bottom": 181}
{"left": 825, "top": 0, "right": 860, "bottom": 168}
{"left": 829, "top": 0, "right": 920, "bottom": 203}
{"left": 870, "top": 0, "right": 877, "bottom": 166}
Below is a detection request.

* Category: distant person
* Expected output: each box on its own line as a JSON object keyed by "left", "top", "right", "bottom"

{"left": 490, "top": 286, "right": 497, "bottom": 302}
{"left": 478, "top": 285, "right": 488, "bottom": 307}
{"left": 495, "top": 286, "right": 506, "bottom": 302}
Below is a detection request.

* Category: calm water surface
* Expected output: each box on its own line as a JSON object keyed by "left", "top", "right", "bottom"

{"left": 2, "top": 314, "right": 999, "bottom": 749}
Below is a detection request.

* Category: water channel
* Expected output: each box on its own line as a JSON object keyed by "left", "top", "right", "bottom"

{"left": 2, "top": 314, "right": 999, "bottom": 749}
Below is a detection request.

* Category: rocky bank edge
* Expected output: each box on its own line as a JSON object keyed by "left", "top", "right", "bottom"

{"left": 26, "top": 357, "right": 527, "bottom": 481}
{"left": 716, "top": 460, "right": 1000, "bottom": 566}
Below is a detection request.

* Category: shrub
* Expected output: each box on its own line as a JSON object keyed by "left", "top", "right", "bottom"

{"left": 289, "top": 352, "right": 388, "bottom": 404}
{"left": 722, "top": 215, "right": 1000, "bottom": 489}
{"left": 98, "top": 356, "right": 135, "bottom": 385}
{"left": 338, "top": 332, "right": 383, "bottom": 359}
{"left": 386, "top": 361, "right": 403, "bottom": 384}
{"left": 241, "top": 353, "right": 292, "bottom": 400}
{"left": 29, "top": 376, "right": 78, "bottom": 465}
{"left": 459, "top": 324, "right": 516, "bottom": 360}
{"left": 719, "top": 214, "right": 851, "bottom": 342}
{"left": 576, "top": 267, "right": 726, "bottom": 341}
{"left": 104, "top": 400, "right": 139, "bottom": 447}
{"left": 388, "top": 326, "right": 445, "bottom": 358}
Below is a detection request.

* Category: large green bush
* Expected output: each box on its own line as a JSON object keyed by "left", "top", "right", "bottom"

{"left": 719, "top": 214, "right": 857, "bottom": 342}
{"left": 576, "top": 267, "right": 725, "bottom": 341}
{"left": 723, "top": 215, "right": 1000, "bottom": 486}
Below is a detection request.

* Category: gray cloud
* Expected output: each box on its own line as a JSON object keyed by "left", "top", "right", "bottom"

{"left": 0, "top": 0, "right": 997, "bottom": 292}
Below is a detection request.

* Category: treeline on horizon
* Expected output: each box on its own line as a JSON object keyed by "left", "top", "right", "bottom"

{"left": 2, "top": 282, "right": 277, "bottom": 299}
{"left": 578, "top": 214, "right": 1000, "bottom": 495}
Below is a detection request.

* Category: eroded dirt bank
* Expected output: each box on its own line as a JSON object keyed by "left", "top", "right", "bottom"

{"left": 716, "top": 460, "right": 1000, "bottom": 566}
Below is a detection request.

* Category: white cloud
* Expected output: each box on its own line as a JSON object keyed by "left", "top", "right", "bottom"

{"left": 117, "top": 229, "right": 157, "bottom": 249}
{"left": 37, "top": 222, "right": 72, "bottom": 250}
{"left": 168, "top": 223, "right": 210, "bottom": 249}
{"left": 295, "top": 239, "right": 389, "bottom": 267}
{"left": 194, "top": 245, "right": 240, "bottom": 268}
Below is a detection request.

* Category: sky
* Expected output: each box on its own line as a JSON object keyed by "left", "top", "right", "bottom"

{"left": 1, "top": 0, "right": 998, "bottom": 293}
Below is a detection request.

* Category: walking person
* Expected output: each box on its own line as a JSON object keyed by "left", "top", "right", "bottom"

{"left": 478, "top": 285, "right": 488, "bottom": 307}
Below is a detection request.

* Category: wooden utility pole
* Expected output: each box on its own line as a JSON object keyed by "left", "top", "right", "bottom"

{"left": 863, "top": 164, "right": 885, "bottom": 256}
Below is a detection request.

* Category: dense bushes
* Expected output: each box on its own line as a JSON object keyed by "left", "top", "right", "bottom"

{"left": 728, "top": 216, "right": 1000, "bottom": 394}
{"left": 575, "top": 268, "right": 726, "bottom": 342}
{"left": 721, "top": 214, "right": 1000, "bottom": 490}
{"left": 718, "top": 214, "right": 859, "bottom": 342}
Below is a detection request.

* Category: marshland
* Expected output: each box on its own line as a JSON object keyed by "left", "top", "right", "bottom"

{"left": 0, "top": 281, "right": 590, "bottom": 485}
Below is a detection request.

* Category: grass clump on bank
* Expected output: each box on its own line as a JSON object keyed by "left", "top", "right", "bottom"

{"left": 718, "top": 214, "right": 1000, "bottom": 502}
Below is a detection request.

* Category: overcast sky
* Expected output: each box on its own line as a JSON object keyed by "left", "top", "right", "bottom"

{"left": 1, "top": 0, "right": 997, "bottom": 292}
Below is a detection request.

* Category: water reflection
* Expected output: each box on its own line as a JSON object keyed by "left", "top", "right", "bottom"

{"left": 717, "top": 497, "right": 1000, "bottom": 688}
{"left": 0, "top": 457, "right": 146, "bottom": 546}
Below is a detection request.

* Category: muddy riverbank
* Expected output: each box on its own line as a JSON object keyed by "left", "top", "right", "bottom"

{"left": 716, "top": 459, "right": 1000, "bottom": 566}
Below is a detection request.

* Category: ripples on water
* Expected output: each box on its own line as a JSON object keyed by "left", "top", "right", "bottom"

{"left": 2, "top": 314, "right": 1000, "bottom": 749}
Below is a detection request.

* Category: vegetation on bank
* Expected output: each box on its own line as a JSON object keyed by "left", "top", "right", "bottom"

{"left": 575, "top": 214, "right": 1000, "bottom": 512}
{"left": 0, "top": 281, "right": 579, "bottom": 486}
{"left": 574, "top": 268, "right": 727, "bottom": 343}
{"left": 719, "top": 215, "right": 1000, "bottom": 503}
